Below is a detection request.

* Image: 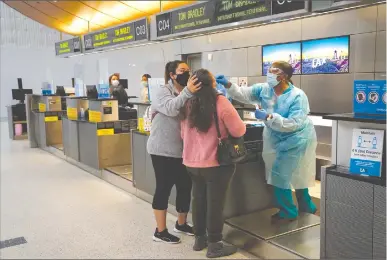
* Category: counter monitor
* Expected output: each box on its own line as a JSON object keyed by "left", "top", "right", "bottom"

{"left": 86, "top": 85, "right": 98, "bottom": 99}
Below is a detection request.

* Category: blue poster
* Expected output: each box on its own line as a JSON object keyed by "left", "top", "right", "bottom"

{"left": 98, "top": 84, "right": 110, "bottom": 99}
{"left": 353, "top": 80, "right": 386, "bottom": 115}
{"left": 350, "top": 128, "right": 384, "bottom": 177}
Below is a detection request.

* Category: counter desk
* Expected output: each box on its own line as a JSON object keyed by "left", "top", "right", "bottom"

{"left": 131, "top": 126, "right": 274, "bottom": 219}
{"left": 320, "top": 113, "right": 386, "bottom": 259}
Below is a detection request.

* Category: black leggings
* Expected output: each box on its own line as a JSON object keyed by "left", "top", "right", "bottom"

{"left": 151, "top": 155, "right": 192, "bottom": 212}
{"left": 187, "top": 165, "right": 235, "bottom": 243}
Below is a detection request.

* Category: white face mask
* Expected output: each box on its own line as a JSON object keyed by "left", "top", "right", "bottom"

{"left": 111, "top": 80, "right": 119, "bottom": 87}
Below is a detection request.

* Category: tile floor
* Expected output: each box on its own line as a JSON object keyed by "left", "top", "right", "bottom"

{"left": 0, "top": 122, "right": 254, "bottom": 259}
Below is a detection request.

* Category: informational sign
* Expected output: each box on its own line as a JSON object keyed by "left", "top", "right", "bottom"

{"left": 213, "top": 0, "right": 271, "bottom": 26}
{"left": 350, "top": 128, "right": 384, "bottom": 177}
{"left": 238, "top": 77, "right": 248, "bottom": 87}
{"left": 97, "top": 128, "right": 114, "bottom": 136}
{"left": 84, "top": 18, "right": 148, "bottom": 51}
{"left": 88, "top": 110, "right": 102, "bottom": 123}
{"left": 98, "top": 84, "right": 110, "bottom": 99}
{"left": 171, "top": 1, "right": 215, "bottom": 34}
{"left": 272, "top": 0, "right": 306, "bottom": 15}
{"left": 354, "top": 80, "right": 387, "bottom": 115}
{"left": 44, "top": 116, "right": 59, "bottom": 122}
{"left": 38, "top": 103, "right": 46, "bottom": 112}
{"left": 155, "top": 0, "right": 272, "bottom": 37}
{"left": 67, "top": 107, "right": 78, "bottom": 120}
{"left": 156, "top": 12, "right": 172, "bottom": 37}
{"left": 55, "top": 37, "right": 81, "bottom": 56}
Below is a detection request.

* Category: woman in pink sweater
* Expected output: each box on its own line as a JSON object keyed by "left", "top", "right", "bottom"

{"left": 180, "top": 69, "right": 246, "bottom": 258}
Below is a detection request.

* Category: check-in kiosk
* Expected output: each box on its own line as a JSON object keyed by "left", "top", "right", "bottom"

{"left": 27, "top": 94, "right": 64, "bottom": 153}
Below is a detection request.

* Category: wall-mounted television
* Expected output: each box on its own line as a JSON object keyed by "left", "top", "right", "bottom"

{"left": 262, "top": 42, "right": 301, "bottom": 76}
{"left": 301, "top": 35, "right": 350, "bottom": 74}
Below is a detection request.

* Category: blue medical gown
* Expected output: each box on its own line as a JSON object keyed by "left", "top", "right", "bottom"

{"left": 227, "top": 83, "right": 317, "bottom": 189}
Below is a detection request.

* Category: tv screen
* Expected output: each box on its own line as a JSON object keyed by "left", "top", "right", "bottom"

{"left": 301, "top": 35, "right": 349, "bottom": 74}
{"left": 262, "top": 42, "right": 301, "bottom": 76}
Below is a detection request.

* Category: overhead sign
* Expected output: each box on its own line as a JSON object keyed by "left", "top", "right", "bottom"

{"left": 156, "top": 12, "right": 172, "bottom": 37}
{"left": 155, "top": 0, "right": 273, "bottom": 38}
{"left": 350, "top": 128, "right": 385, "bottom": 177}
{"left": 171, "top": 1, "right": 215, "bottom": 34}
{"left": 55, "top": 37, "right": 81, "bottom": 56}
{"left": 213, "top": 0, "right": 271, "bottom": 26}
{"left": 84, "top": 18, "right": 148, "bottom": 51}
{"left": 272, "top": 0, "right": 306, "bottom": 15}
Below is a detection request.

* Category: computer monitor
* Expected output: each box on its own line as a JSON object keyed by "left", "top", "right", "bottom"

{"left": 55, "top": 86, "right": 66, "bottom": 96}
{"left": 86, "top": 85, "right": 98, "bottom": 99}
{"left": 119, "top": 79, "right": 128, "bottom": 89}
{"left": 12, "top": 89, "right": 33, "bottom": 103}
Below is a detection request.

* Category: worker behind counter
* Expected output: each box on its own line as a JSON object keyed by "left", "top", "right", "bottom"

{"left": 141, "top": 74, "right": 151, "bottom": 103}
{"left": 109, "top": 73, "right": 137, "bottom": 119}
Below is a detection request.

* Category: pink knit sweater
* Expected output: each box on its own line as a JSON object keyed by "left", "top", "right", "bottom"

{"left": 181, "top": 95, "right": 246, "bottom": 168}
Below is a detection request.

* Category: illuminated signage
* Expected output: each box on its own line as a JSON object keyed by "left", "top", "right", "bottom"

{"left": 84, "top": 18, "right": 148, "bottom": 51}
{"left": 213, "top": 0, "right": 271, "bottom": 26}
{"left": 156, "top": 0, "right": 273, "bottom": 37}
{"left": 55, "top": 37, "right": 81, "bottom": 56}
{"left": 272, "top": 0, "right": 306, "bottom": 15}
{"left": 171, "top": 2, "right": 215, "bottom": 34}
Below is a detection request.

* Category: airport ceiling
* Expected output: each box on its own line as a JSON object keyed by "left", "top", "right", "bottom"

{"left": 3, "top": 1, "right": 194, "bottom": 35}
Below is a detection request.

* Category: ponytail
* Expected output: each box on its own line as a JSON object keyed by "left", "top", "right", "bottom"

{"left": 164, "top": 60, "right": 184, "bottom": 84}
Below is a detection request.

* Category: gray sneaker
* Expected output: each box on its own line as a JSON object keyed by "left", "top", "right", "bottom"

{"left": 206, "top": 242, "right": 237, "bottom": 258}
{"left": 193, "top": 235, "right": 208, "bottom": 251}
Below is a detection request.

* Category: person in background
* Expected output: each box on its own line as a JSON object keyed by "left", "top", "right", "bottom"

{"left": 147, "top": 60, "right": 202, "bottom": 244}
{"left": 141, "top": 74, "right": 152, "bottom": 102}
{"left": 180, "top": 69, "right": 246, "bottom": 258}
{"left": 216, "top": 61, "right": 317, "bottom": 222}
{"left": 109, "top": 73, "right": 128, "bottom": 106}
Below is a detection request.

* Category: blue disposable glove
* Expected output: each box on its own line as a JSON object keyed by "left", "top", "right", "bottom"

{"left": 216, "top": 83, "right": 227, "bottom": 96}
{"left": 255, "top": 109, "right": 268, "bottom": 120}
{"left": 215, "top": 74, "right": 229, "bottom": 87}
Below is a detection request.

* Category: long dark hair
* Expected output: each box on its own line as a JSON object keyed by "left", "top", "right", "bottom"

{"left": 180, "top": 69, "right": 217, "bottom": 133}
{"left": 272, "top": 61, "right": 293, "bottom": 84}
{"left": 164, "top": 60, "right": 185, "bottom": 84}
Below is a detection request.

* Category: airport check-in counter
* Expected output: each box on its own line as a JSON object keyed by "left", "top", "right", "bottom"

{"left": 131, "top": 124, "right": 273, "bottom": 218}
{"left": 320, "top": 113, "right": 386, "bottom": 259}
{"left": 132, "top": 105, "right": 323, "bottom": 259}
{"left": 26, "top": 94, "right": 64, "bottom": 151}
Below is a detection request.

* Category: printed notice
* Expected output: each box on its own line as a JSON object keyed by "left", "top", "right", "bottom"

{"left": 350, "top": 128, "right": 384, "bottom": 177}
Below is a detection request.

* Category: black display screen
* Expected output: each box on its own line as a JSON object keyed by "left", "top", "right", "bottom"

{"left": 272, "top": 0, "right": 306, "bottom": 15}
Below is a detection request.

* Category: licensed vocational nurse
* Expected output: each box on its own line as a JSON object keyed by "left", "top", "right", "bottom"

{"left": 216, "top": 61, "right": 317, "bottom": 221}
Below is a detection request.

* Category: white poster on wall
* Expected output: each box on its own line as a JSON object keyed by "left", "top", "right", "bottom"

{"left": 238, "top": 77, "right": 248, "bottom": 87}
{"left": 229, "top": 77, "right": 239, "bottom": 86}
{"left": 148, "top": 78, "right": 165, "bottom": 103}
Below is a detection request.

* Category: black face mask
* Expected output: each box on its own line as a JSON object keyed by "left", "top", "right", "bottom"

{"left": 175, "top": 71, "right": 190, "bottom": 87}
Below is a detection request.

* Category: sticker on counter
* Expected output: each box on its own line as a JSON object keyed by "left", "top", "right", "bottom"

{"left": 38, "top": 103, "right": 46, "bottom": 112}
{"left": 97, "top": 128, "right": 114, "bottom": 136}
{"left": 88, "top": 110, "right": 102, "bottom": 123}
{"left": 45, "top": 116, "right": 58, "bottom": 122}
{"left": 350, "top": 128, "right": 384, "bottom": 177}
{"left": 67, "top": 107, "right": 78, "bottom": 120}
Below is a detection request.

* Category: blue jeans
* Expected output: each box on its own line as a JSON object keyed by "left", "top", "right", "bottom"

{"left": 273, "top": 187, "right": 317, "bottom": 219}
